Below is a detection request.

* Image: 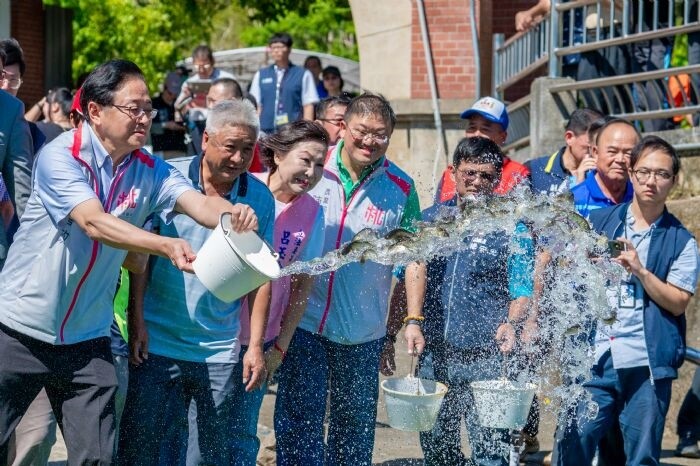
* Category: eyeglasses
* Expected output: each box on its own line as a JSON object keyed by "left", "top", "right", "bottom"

{"left": 1, "top": 71, "right": 22, "bottom": 90}
{"left": 456, "top": 168, "right": 497, "bottom": 183}
{"left": 632, "top": 168, "right": 673, "bottom": 183}
{"left": 194, "top": 63, "right": 212, "bottom": 70}
{"left": 347, "top": 127, "right": 389, "bottom": 145}
{"left": 319, "top": 118, "right": 344, "bottom": 127}
{"left": 112, "top": 104, "right": 158, "bottom": 120}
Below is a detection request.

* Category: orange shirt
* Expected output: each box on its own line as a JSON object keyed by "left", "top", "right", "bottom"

{"left": 437, "top": 156, "right": 530, "bottom": 202}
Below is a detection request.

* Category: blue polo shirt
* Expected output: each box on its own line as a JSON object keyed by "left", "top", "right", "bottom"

{"left": 571, "top": 170, "right": 633, "bottom": 218}
{"left": 142, "top": 155, "right": 275, "bottom": 364}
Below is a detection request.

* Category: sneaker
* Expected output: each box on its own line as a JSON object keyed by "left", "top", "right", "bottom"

{"left": 675, "top": 441, "right": 700, "bottom": 459}
{"left": 521, "top": 433, "right": 540, "bottom": 455}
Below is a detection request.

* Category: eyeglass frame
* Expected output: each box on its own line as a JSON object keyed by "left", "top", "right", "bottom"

{"left": 631, "top": 167, "right": 674, "bottom": 183}
{"left": 1, "top": 70, "right": 22, "bottom": 90}
{"left": 318, "top": 118, "right": 344, "bottom": 127}
{"left": 454, "top": 167, "right": 498, "bottom": 183}
{"left": 112, "top": 104, "right": 158, "bottom": 120}
{"left": 346, "top": 126, "right": 390, "bottom": 145}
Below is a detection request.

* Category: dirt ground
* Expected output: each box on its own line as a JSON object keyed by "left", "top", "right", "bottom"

{"left": 48, "top": 340, "right": 699, "bottom": 465}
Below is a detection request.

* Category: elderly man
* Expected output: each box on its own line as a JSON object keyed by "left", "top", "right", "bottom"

{"left": 558, "top": 135, "right": 699, "bottom": 465}
{"left": 249, "top": 32, "right": 319, "bottom": 134}
{"left": 118, "top": 99, "right": 274, "bottom": 465}
{"left": 274, "top": 93, "right": 426, "bottom": 466}
{"left": 419, "top": 137, "right": 534, "bottom": 466}
{"left": 0, "top": 59, "right": 259, "bottom": 465}
{"left": 572, "top": 118, "right": 639, "bottom": 218}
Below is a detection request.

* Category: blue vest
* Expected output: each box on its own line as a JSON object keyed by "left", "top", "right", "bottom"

{"left": 258, "top": 64, "right": 306, "bottom": 132}
{"left": 589, "top": 203, "right": 694, "bottom": 380}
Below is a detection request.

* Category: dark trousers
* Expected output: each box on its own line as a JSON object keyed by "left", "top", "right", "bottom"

{"left": 677, "top": 367, "right": 700, "bottom": 442}
{"left": 0, "top": 323, "right": 117, "bottom": 465}
{"left": 556, "top": 351, "right": 672, "bottom": 466}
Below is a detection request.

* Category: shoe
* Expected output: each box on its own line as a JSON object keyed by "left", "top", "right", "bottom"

{"left": 521, "top": 433, "right": 540, "bottom": 455}
{"left": 675, "top": 441, "right": 700, "bottom": 459}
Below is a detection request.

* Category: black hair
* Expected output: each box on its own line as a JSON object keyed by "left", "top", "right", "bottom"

{"left": 268, "top": 33, "right": 293, "bottom": 48}
{"left": 316, "top": 95, "right": 352, "bottom": 119}
{"left": 304, "top": 56, "right": 321, "bottom": 68}
{"left": 80, "top": 59, "right": 145, "bottom": 122}
{"left": 631, "top": 135, "right": 681, "bottom": 176}
{"left": 259, "top": 120, "right": 329, "bottom": 173}
{"left": 344, "top": 93, "right": 396, "bottom": 131}
{"left": 47, "top": 87, "right": 73, "bottom": 117}
{"left": 452, "top": 136, "right": 504, "bottom": 172}
{"left": 211, "top": 77, "right": 243, "bottom": 99}
{"left": 0, "top": 38, "right": 26, "bottom": 76}
{"left": 192, "top": 44, "right": 214, "bottom": 64}
{"left": 566, "top": 108, "right": 604, "bottom": 135}
{"left": 0, "top": 48, "right": 5, "bottom": 67}
{"left": 586, "top": 115, "right": 616, "bottom": 142}
{"left": 594, "top": 117, "right": 640, "bottom": 145}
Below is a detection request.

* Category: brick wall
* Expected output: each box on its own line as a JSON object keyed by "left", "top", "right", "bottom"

{"left": 10, "top": 0, "right": 44, "bottom": 107}
{"left": 410, "top": 0, "right": 546, "bottom": 102}
{"left": 410, "top": 0, "right": 476, "bottom": 100}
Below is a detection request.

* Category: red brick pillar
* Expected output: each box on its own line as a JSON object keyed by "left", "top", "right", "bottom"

{"left": 10, "top": 0, "right": 45, "bottom": 107}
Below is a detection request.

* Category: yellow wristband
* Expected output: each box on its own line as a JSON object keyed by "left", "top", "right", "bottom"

{"left": 402, "top": 315, "right": 425, "bottom": 324}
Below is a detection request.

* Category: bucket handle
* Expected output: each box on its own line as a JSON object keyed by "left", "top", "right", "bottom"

{"left": 219, "top": 212, "right": 279, "bottom": 260}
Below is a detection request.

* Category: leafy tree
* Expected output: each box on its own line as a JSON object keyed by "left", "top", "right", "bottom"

{"left": 238, "top": 0, "right": 358, "bottom": 61}
{"left": 42, "top": 0, "right": 228, "bottom": 92}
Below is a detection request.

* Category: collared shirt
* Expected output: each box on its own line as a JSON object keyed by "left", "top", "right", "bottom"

{"left": 572, "top": 170, "right": 633, "bottom": 218}
{"left": 335, "top": 140, "right": 421, "bottom": 230}
{"left": 596, "top": 209, "right": 700, "bottom": 368}
{"left": 142, "top": 155, "right": 275, "bottom": 364}
{"left": 0, "top": 124, "right": 193, "bottom": 344}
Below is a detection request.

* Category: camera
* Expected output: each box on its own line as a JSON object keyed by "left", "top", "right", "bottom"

{"left": 607, "top": 240, "right": 627, "bottom": 258}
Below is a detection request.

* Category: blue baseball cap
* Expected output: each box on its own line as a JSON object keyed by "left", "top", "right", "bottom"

{"left": 460, "top": 96, "right": 509, "bottom": 131}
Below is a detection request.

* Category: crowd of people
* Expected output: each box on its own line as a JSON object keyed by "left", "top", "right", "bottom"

{"left": 0, "top": 28, "right": 698, "bottom": 466}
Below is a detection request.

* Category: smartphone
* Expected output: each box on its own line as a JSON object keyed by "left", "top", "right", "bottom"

{"left": 608, "top": 240, "right": 627, "bottom": 258}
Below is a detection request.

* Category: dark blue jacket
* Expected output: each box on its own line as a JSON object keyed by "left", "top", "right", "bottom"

{"left": 526, "top": 147, "right": 571, "bottom": 195}
{"left": 258, "top": 64, "right": 306, "bottom": 132}
{"left": 589, "top": 202, "right": 694, "bottom": 380}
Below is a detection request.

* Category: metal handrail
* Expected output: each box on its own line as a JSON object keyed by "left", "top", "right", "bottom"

{"left": 548, "top": 64, "right": 700, "bottom": 92}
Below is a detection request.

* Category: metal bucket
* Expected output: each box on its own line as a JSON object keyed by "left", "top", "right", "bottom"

{"left": 470, "top": 379, "right": 536, "bottom": 430}
{"left": 381, "top": 377, "right": 448, "bottom": 432}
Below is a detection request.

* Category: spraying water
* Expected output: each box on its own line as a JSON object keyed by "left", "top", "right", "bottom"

{"left": 282, "top": 184, "right": 626, "bottom": 451}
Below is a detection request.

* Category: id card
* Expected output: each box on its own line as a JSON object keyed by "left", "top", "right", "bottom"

{"left": 275, "top": 113, "right": 289, "bottom": 126}
{"left": 618, "top": 282, "right": 636, "bottom": 309}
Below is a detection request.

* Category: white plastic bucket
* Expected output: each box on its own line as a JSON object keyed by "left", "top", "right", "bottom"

{"left": 381, "top": 377, "right": 448, "bottom": 432}
{"left": 470, "top": 379, "right": 537, "bottom": 430}
{"left": 193, "top": 213, "right": 281, "bottom": 303}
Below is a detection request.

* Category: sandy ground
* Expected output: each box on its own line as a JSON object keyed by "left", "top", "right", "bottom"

{"left": 47, "top": 338, "right": 699, "bottom": 465}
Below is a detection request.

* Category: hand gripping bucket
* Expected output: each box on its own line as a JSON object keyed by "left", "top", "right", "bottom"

{"left": 193, "top": 213, "right": 281, "bottom": 303}
{"left": 470, "top": 379, "right": 537, "bottom": 430}
{"left": 380, "top": 377, "right": 448, "bottom": 432}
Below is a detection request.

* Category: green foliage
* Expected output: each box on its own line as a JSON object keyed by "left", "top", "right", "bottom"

{"left": 42, "top": 0, "right": 228, "bottom": 92}
{"left": 238, "top": 0, "right": 358, "bottom": 61}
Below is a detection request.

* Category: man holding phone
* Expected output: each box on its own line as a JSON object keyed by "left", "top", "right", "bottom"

{"left": 557, "top": 135, "right": 699, "bottom": 465}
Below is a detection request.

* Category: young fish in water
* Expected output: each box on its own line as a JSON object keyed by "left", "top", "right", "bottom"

{"left": 564, "top": 325, "right": 583, "bottom": 336}
{"left": 341, "top": 240, "right": 374, "bottom": 256}
{"left": 384, "top": 228, "right": 416, "bottom": 242}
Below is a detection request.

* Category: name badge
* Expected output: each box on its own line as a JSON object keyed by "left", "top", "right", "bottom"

{"left": 261, "top": 77, "right": 273, "bottom": 84}
{"left": 275, "top": 113, "right": 289, "bottom": 126}
{"left": 619, "top": 282, "right": 636, "bottom": 309}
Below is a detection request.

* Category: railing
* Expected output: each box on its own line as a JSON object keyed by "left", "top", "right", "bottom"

{"left": 503, "top": 96, "right": 532, "bottom": 153}
{"left": 493, "top": 0, "right": 700, "bottom": 95}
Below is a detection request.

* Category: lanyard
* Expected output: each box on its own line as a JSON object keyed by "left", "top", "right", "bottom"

{"left": 274, "top": 66, "right": 287, "bottom": 115}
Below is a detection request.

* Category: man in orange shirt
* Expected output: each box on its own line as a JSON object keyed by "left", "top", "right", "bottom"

{"left": 436, "top": 96, "right": 528, "bottom": 202}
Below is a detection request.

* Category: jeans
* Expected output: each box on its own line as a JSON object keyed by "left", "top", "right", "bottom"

{"left": 118, "top": 353, "right": 240, "bottom": 466}
{"left": 556, "top": 350, "right": 672, "bottom": 466}
{"left": 418, "top": 343, "right": 509, "bottom": 466}
{"left": 274, "top": 328, "right": 384, "bottom": 466}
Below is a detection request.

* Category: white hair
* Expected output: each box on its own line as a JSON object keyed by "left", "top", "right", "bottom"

{"left": 205, "top": 99, "right": 259, "bottom": 138}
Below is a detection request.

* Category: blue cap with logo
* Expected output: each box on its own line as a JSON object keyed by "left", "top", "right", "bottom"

{"left": 460, "top": 96, "right": 509, "bottom": 131}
